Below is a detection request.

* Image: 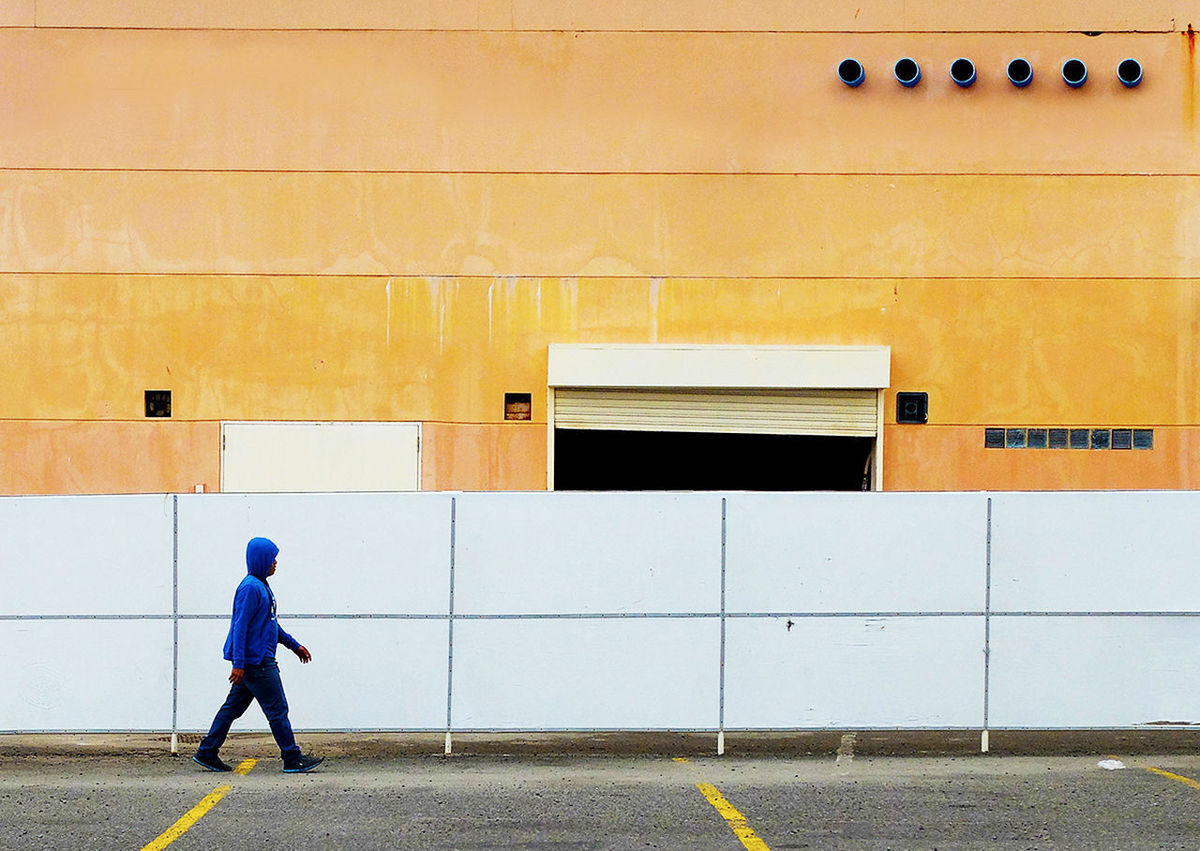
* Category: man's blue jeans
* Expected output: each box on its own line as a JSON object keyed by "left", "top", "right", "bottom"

{"left": 197, "top": 659, "right": 301, "bottom": 761}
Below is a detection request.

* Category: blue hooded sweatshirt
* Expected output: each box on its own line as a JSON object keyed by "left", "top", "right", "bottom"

{"left": 223, "top": 537, "right": 300, "bottom": 669}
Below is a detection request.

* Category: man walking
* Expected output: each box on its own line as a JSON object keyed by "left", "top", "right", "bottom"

{"left": 193, "top": 536, "right": 324, "bottom": 773}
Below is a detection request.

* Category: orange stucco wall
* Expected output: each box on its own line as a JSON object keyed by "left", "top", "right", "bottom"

{"left": 7, "top": 1, "right": 1185, "bottom": 33}
{"left": 1, "top": 4, "right": 1197, "bottom": 494}
{"left": 884, "top": 427, "right": 1200, "bottom": 491}
{"left": 4, "top": 275, "right": 1198, "bottom": 426}
{"left": 0, "top": 421, "right": 219, "bottom": 495}
{"left": 0, "top": 30, "right": 1193, "bottom": 175}
{"left": 420, "top": 423, "right": 546, "bottom": 491}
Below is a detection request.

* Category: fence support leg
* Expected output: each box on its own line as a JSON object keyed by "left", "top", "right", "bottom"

{"left": 717, "top": 730, "right": 725, "bottom": 756}
{"left": 444, "top": 731, "right": 453, "bottom": 756}
{"left": 981, "top": 729, "right": 989, "bottom": 753}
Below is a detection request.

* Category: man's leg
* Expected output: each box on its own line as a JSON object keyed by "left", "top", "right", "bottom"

{"left": 196, "top": 680, "right": 255, "bottom": 760}
{"left": 242, "top": 659, "right": 301, "bottom": 762}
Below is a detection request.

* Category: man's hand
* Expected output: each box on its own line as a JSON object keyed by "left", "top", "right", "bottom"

{"left": 295, "top": 645, "right": 312, "bottom": 664}
{"left": 229, "top": 667, "right": 244, "bottom": 685}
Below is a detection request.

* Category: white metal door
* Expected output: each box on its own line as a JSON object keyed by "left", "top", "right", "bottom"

{"left": 221, "top": 422, "right": 420, "bottom": 492}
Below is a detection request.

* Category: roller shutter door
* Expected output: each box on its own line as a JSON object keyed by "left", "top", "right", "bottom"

{"left": 553, "top": 388, "right": 878, "bottom": 437}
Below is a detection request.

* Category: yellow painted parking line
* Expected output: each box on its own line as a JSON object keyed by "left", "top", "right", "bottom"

{"left": 1146, "top": 766, "right": 1200, "bottom": 791}
{"left": 140, "top": 758, "right": 258, "bottom": 851}
{"left": 140, "top": 784, "right": 233, "bottom": 851}
{"left": 696, "top": 782, "right": 772, "bottom": 851}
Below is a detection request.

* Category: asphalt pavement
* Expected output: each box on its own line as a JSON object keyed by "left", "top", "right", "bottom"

{"left": 3, "top": 732, "right": 1200, "bottom": 849}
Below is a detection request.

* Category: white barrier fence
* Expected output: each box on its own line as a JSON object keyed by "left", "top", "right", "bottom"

{"left": 3, "top": 491, "right": 1200, "bottom": 744}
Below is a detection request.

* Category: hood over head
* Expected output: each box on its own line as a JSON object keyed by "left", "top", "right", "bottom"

{"left": 245, "top": 537, "right": 279, "bottom": 580}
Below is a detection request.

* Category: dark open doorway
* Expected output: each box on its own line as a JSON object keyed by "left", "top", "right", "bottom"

{"left": 553, "top": 429, "right": 875, "bottom": 491}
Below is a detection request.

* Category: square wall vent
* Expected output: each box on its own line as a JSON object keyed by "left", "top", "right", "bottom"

{"left": 896, "top": 392, "right": 928, "bottom": 424}
{"left": 145, "top": 390, "right": 172, "bottom": 418}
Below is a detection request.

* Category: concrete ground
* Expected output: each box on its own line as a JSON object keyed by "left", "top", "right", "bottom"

{"left": 3, "top": 731, "right": 1200, "bottom": 849}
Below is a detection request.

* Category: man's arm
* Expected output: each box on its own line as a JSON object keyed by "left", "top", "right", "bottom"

{"left": 277, "top": 624, "right": 311, "bottom": 663}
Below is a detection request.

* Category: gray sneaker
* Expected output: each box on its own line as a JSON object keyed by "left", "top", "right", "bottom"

{"left": 192, "top": 752, "right": 233, "bottom": 772}
{"left": 282, "top": 754, "right": 324, "bottom": 773}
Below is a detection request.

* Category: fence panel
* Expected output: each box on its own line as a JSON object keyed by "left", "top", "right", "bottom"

{"left": 0, "top": 620, "right": 172, "bottom": 731}
{"left": 450, "top": 617, "right": 721, "bottom": 730}
{"left": 724, "top": 615, "right": 985, "bottom": 728}
{"left": 0, "top": 494, "right": 173, "bottom": 616}
{"left": 3, "top": 490, "right": 1198, "bottom": 734}
{"left": 724, "top": 493, "right": 988, "bottom": 614}
{"left": 988, "top": 492, "right": 1200, "bottom": 727}
{"left": 990, "top": 492, "right": 1200, "bottom": 613}
{"left": 453, "top": 493, "right": 723, "bottom": 615}
{"left": 988, "top": 615, "right": 1200, "bottom": 727}
{"left": 176, "top": 618, "right": 449, "bottom": 732}
{"left": 177, "top": 493, "right": 453, "bottom": 616}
